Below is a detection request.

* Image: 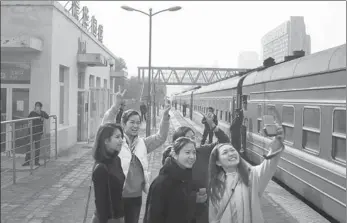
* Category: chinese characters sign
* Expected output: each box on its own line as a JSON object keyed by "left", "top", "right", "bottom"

{"left": 64, "top": 1, "right": 104, "bottom": 43}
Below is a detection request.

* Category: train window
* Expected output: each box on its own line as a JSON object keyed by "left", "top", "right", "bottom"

{"left": 267, "top": 105, "right": 276, "bottom": 116}
{"left": 257, "top": 104, "right": 263, "bottom": 134}
{"left": 282, "top": 106, "right": 295, "bottom": 144}
{"left": 302, "top": 107, "right": 321, "bottom": 153}
{"left": 332, "top": 109, "right": 346, "bottom": 163}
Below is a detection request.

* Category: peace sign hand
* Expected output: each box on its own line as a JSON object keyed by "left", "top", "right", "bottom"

{"left": 114, "top": 89, "right": 127, "bottom": 106}
{"left": 163, "top": 104, "right": 171, "bottom": 119}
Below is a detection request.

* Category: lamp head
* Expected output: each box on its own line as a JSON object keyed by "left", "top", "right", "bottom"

{"left": 168, "top": 6, "right": 182, "bottom": 11}
{"left": 121, "top": 6, "right": 134, "bottom": 11}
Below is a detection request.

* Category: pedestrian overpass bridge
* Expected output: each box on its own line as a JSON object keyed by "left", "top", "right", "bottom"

{"left": 138, "top": 66, "right": 250, "bottom": 85}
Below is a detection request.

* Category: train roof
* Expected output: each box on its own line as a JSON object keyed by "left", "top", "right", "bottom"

{"left": 193, "top": 76, "right": 241, "bottom": 95}
{"left": 243, "top": 44, "right": 346, "bottom": 86}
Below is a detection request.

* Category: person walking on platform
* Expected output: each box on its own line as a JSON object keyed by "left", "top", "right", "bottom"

{"left": 201, "top": 107, "right": 218, "bottom": 145}
{"left": 116, "top": 102, "right": 126, "bottom": 124}
{"left": 182, "top": 102, "right": 187, "bottom": 117}
{"left": 90, "top": 123, "right": 125, "bottom": 223}
{"left": 144, "top": 137, "right": 197, "bottom": 223}
{"left": 161, "top": 114, "right": 230, "bottom": 223}
{"left": 102, "top": 90, "right": 171, "bottom": 223}
{"left": 140, "top": 101, "right": 147, "bottom": 122}
{"left": 208, "top": 122, "right": 285, "bottom": 223}
{"left": 23, "top": 102, "right": 49, "bottom": 166}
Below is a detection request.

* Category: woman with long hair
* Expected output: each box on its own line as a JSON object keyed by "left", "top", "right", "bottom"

{"left": 144, "top": 137, "right": 197, "bottom": 223}
{"left": 91, "top": 123, "right": 125, "bottom": 223}
{"left": 208, "top": 124, "right": 284, "bottom": 223}
{"left": 102, "top": 89, "right": 171, "bottom": 223}
{"left": 161, "top": 113, "right": 230, "bottom": 223}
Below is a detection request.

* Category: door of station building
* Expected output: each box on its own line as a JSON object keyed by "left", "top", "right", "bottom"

{"left": 77, "top": 90, "right": 90, "bottom": 142}
{"left": 1, "top": 86, "right": 30, "bottom": 154}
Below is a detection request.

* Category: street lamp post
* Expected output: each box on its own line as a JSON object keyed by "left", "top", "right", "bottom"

{"left": 121, "top": 5, "right": 182, "bottom": 137}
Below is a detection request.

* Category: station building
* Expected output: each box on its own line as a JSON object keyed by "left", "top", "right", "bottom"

{"left": 1, "top": 1, "right": 127, "bottom": 153}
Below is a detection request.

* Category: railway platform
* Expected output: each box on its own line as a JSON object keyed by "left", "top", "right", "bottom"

{"left": 1, "top": 109, "right": 332, "bottom": 223}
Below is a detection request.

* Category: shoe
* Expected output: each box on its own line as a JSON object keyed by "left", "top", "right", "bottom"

{"left": 35, "top": 163, "right": 41, "bottom": 166}
{"left": 22, "top": 162, "right": 29, "bottom": 167}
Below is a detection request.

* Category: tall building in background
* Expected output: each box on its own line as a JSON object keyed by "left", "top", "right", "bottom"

{"left": 261, "top": 16, "right": 311, "bottom": 63}
{"left": 238, "top": 51, "right": 260, "bottom": 68}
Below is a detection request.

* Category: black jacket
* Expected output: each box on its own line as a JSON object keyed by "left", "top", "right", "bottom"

{"left": 28, "top": 111, "right": 49, "bottom": 135}
{"left": 144, "top": 157, "right": 196, "bottom": 223}
{"left": 93, "top": 157, "right": 125, "bottom": 223}
{"left": 192, "top": 127, "right": 229, "bottom": 189}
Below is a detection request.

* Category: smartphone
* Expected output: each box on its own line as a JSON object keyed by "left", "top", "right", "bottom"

{"left": 199, "top": 188, "right": 207, "bottom": 194}
{"left": 263, "top": 115, "right": 277, "bottom": 137}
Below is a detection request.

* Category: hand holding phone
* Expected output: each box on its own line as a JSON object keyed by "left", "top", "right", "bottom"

{"left": 263, "top": 115, "right": 278, "bottom": 137}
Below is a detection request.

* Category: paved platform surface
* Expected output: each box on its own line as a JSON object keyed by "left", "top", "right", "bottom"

{"left": 1, "top": 109, "right": 331, "bottom": 223}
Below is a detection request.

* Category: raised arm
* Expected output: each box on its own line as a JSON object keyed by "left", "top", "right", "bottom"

{"left": 101, "top": 89, "right": 126, "bottom": 125}
{"left": 253, "top": 125, "right": 284, "bottom": 196}
{"left": 145, "top": 105, "right": 171, "bottom": 153}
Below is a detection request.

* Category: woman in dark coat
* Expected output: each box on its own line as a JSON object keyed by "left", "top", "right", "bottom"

{"left": 162, "top": 113, "right": 230, "bottom": 223}
{"left": 144, "top": 137, "right": 197, "bottom": 223}
{"left": 91, "top": 123, "right": 125, "bottom": 223}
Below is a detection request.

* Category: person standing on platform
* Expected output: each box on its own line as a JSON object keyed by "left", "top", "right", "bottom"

{"left": 140, "top": 101, "right": 147, "bottom": 122}
{"left": 102, "top": 90, "right": 171, "bottom": 223}
{"left": 23, "top": 102, "right": 49, "bottom": 166}
{"left": 201, "top": 107, "right": 218, "bottom": 145}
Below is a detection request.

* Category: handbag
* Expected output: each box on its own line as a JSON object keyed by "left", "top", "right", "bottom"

{"left": 83, "top": 163, "right": 124, "bottom": 223}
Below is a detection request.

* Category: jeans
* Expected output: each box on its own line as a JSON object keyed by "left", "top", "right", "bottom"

{"left": 24, "top": 133, "right": 42, "bottom": 164}
{"left": 140, "top": 112, "right": 146, "bottom": 122}
{"left": 123, "top": 197, "right": 142, "bottom": 223}
{"left": 201, "top": 127, "right": 213, "bottom": 145}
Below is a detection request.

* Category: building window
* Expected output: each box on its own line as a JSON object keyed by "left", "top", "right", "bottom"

{"left": 332, "top": 109, "right": 346, "bottom": 163}
{"left": 96, "top": 77, "right": 101, "bottom": 88}
{"left": 89, "top": 75, "right": 95, "bottom": 88}
{"left": 282, "top": 106, "right": 295, "bottom": 144}
{"left": 59, "top": 65, "right": 69, "bottom": 125}
{"left": 104, "top": 79, "right": 108, "bottom": 89}
{"left": 78, "top": 72, "right": 85, "bottom": 89}
{"left": 302, "top": 107, "right": 320, "bottom": 153}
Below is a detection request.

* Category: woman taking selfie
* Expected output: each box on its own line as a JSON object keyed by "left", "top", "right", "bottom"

{"left": 91, "top": 123, "right": 125, "bottom": 223}
{"left": 208, "top": 123, "right": 285, "bottom": 223}
{"left": 102, "top": 89, "right": 171, "bottom": 223}
{"left": 144, "top": 137, "right": 197, "bottom": 223}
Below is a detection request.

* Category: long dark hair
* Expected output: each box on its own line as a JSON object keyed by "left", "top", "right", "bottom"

{"left": 208, "top": 143, "right": 251, "bottom": 206}
{"left": 93, "top": 123, "right": 124, "bottom": 163}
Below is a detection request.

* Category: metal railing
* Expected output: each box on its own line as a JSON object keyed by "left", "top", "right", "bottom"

{"left": 1, "top": 115, "right": 58, "bottom": 186}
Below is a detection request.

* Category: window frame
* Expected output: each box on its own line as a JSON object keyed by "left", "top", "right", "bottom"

{"left": 282, "top": 105, "right": 295, "bottom": 145}
{"left": 302, "top": 106, "right": 321, "bottom": 155}
{"left": 331, "top": 107, "right": 346, "bottom": 165}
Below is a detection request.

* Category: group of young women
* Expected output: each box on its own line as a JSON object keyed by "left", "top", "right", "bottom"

{"left": 89, "top": 89, "right": 285, "bottom": 223}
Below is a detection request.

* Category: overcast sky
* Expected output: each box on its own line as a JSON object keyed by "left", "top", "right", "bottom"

{"left": 60, "top": 1, "right": 346, "bottom": 95}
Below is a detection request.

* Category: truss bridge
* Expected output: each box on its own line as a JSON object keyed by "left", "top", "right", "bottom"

{"left": 138, "top": 66, "right": 251, "bottom": 85}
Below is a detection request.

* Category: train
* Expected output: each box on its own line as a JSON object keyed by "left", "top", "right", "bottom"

{"left": 173, "top": 44, "right": 346, "bottom": 223}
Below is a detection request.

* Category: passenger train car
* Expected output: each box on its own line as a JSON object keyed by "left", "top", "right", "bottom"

{"left": 173, "top": 44, "right": 346, "bottom": 223}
